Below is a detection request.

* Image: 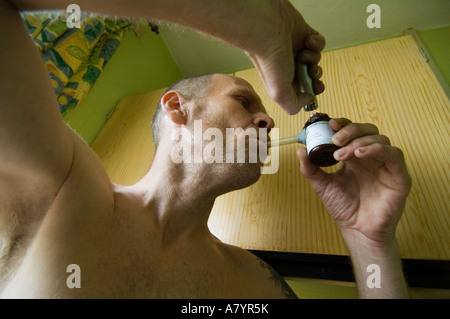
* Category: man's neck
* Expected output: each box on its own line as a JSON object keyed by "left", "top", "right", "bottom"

{"left": 124, "top": 148, "right": 220, "bottom": 246}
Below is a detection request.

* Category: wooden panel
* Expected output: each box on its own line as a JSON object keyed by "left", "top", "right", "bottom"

{"left": 91, "top": 88, "right": 165, "bottom": 186}
{"left": 209, "top": 35, "right": 450, "bottom": 259}
{"left": 92, "top": 35, "right": 449, "bottom": 260}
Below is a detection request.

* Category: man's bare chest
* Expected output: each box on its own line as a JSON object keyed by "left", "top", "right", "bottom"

{"left": 0, "top": 218, "right": 268, "bottom": 298}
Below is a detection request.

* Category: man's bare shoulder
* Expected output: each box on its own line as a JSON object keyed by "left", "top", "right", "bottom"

{"left": 0, "top": 132, "right": 115, "bottom": 292}
{"left": 218, "top": 242, "right": 298, "bottom": 299}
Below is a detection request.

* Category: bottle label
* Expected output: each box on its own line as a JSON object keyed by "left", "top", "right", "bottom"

{"left": 306, "top": 121, "right": 335, "bottom": 154}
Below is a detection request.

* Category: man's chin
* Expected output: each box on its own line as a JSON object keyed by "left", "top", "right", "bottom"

{"left": 218, "top": 162, "right": 261, "bottom": 193}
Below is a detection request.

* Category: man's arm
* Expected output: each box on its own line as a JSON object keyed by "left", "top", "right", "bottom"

{"left": 0, "top": 1, "right": 78, "bottom": 250}
{"left": 0, "top": 1, "right": 74, "bottom": 198}
{"left": 342, "top": 232, "right": 408, "bottom": 298}
{"left": 1, "top": 0, "right": 322, "bottom": 212}
{"left": 9, "top": 0, "right": 325, "bottom": 115}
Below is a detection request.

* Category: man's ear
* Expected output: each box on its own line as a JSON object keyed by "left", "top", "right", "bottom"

{"left": 161, "top": 90, "right": 188, "bottom": 125}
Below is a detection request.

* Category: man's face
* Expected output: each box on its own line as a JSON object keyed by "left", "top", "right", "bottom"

{"left": 182, "top": 74, "right": 275, "bottom": 191}
{"left": 191, "top": 74, "right": 275, "bottom": 161}
{"left": 199, "top": 74, "right": 274, "bottom": 133}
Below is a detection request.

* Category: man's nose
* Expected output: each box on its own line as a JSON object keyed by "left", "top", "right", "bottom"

{"left": 253, "top": 112, "right": 275, "bottom": 133}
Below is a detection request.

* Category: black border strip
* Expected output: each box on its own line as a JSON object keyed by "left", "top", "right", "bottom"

{"left": 248, "top": 250, "right": 450, "bottom": 289}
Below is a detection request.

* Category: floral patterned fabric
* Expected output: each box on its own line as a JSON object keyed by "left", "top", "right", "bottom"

{"left": 22, "top": 12, "right": 132, "bottom": 113}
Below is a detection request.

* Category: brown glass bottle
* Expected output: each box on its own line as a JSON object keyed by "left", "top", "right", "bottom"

{"left": 303, "top": 113, "right": 340, "bottom": 167}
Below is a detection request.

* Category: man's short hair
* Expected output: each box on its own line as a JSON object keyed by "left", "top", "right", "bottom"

{"left": 151, "top": 74, "right": 215, "bottom": 147}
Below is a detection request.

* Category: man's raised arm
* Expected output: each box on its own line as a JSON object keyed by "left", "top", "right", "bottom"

{"left": 1, "top": 0, "right": 323, "bottom": 222}
{"left": 8, "top": 0, "right": 325, "bottom": 114}
{"left": 0, "top": 0, "right": 74, "bottom": 199}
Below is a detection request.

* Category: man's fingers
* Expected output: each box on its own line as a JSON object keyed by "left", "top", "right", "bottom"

{"left": 308, "top": 65, "right": 323, "bottom": 79}
{"left": 305, "top": 31, "right": 326, "bottom": 52}
{"left": 331, "top": 122, "right": 379, "bottom": 147}
{"left": 354, "top": 144, "right": 412, "bottom": 187}
{"left": 312, "top": 79, "right": 325, "bottom": 95}
{"left": 355, "top": 144, "right": 404, "bottom": 167}
{"left": 333, "top": 134, "right": 391, "bottom": 162}
{"left": 329, "top": 119, "right": 393, "bottom": 162}
{"left": 298, "top": 50, "right": 321, "bottom": 64}
{"left": 329, "top": 118, "right": 352, "bottom": 130}
{"left": 296, "top": 147, "right": 330, "bottom": 186}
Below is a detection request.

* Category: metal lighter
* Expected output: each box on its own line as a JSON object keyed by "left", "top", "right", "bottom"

{"left": 297, "top": 64, "right": 318, "bottom": 112}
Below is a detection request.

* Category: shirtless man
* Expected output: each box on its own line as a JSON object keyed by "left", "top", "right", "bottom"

{"left": 0, "top": 0, "right": 411, "bottom": 298}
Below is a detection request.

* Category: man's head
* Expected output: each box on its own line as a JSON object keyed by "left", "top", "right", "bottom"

{"left": 151, "top": 74, "right": 275, "bottom": 193}
{"left": 152, "top": 74, "right": 215, "bottom": 148}
{"left": 152, "top": 73, "right": 274, "bottom": 144}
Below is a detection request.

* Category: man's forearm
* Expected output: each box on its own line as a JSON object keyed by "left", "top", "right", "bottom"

{"left": 343, "top": 232, "right": 409, "bottom": 299}
{"left": 10, "top": 0, "right": 317, "bottom": 114}
{"left": 9, "top": 0, "right": 279, "bottom": 52}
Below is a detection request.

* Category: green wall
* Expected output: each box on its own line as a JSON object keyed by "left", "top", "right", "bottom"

{"left": 63, "top": 24, "right": 182, "bottom": 145}
{"left": 418, "top": 25, "right": 450, "bottom": 86}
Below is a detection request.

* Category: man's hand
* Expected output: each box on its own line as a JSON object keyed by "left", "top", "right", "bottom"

{"left": 243, "top": 0, "right": 326, "bottom": 115}
{"left": 296, "top": 118, "right": 412, "bottom": 298}
{"left": 297, "top": 118, "right": 411, "bottom": 246}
